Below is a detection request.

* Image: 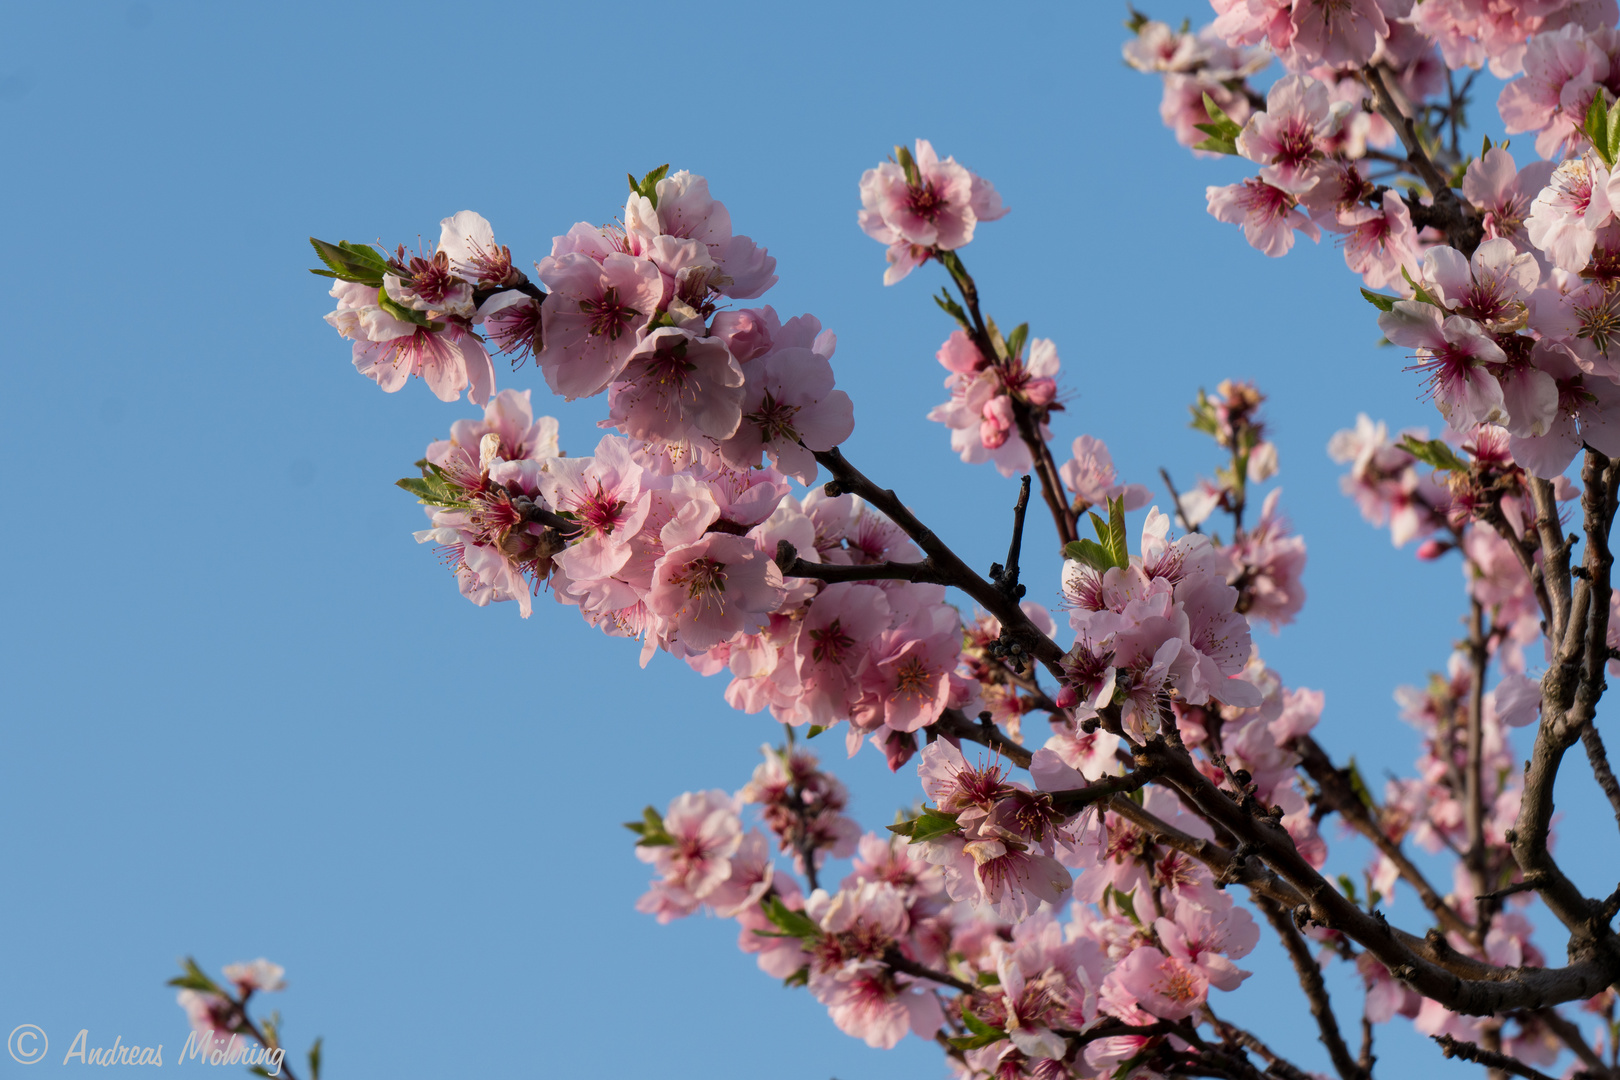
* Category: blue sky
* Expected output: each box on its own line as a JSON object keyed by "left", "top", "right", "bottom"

{"left": 2, "top": 2, "right": 1614, "bottom": 1078}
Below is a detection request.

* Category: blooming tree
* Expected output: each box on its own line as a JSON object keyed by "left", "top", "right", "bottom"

{"left": 188, "top": 4, "right": 1620, "bottom": 1075}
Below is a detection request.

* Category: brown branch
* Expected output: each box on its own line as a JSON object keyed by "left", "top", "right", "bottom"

{"left": 1136, "top": 730, "right": 1620, "bottom": 1014}
{"left": 1580, "top": 722, "right": 1620, "bottom": 834}
{"left": 934, "top": 249, "right": 1077, "bottom": 547}
{"left": 1431, "top": 1033, "right": 1557, "bottom": 1080}
{"left": 1160, "top": 466, "right": 1202, "bottom": 535}
{"left": 1360, "top": 64, "right": 1483, "bottom": 255}
{"left": 932, "top": 707, "right": 1033, "bottom": 769}
{"left": 1204, "top": 1006, "right": 1313, "bottom": 1080}
{"left": 1255, "top": 895, "right": 1366, "bottom": 1080}
{"left": 1533, "top": 1008, "right": 1610, "bottom": 1074}
{"left": 813, "top": 446, "right": 1065, "bottom": 677}
{"left": 882, "top": 948, "right": 980, "bottom": 996}
{"left": 773, "top": 542, "right": 951, "bottom": 586}
{"left": 1295, "top": 734, "right": 1472, "bottom": 938}
{"left": 1465, "top": 596, "right": 1493, "bottom": 941}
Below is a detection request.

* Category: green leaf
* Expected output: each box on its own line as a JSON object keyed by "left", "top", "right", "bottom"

{"left": 806, "top": 724, "right": 826, "bottom": 739}
{"left": 782, "top": 966, "right": 810, "bottom": 988}
{"left": 947, "top": 1001, "right": 1010, "bottom": 1050}
{"left": 1399, "top": 264, "right": 1441, "bottom": 308}
{"left": 1200, "top": 93, "right": 1244, "bottom": 141}
{"left": 1064, "top": 538, "right": 1119, "bottom": 574}
{"left": 375, "top": 285, "right": 436, "bottom": 328}
{"left": 1191, "top": 133, "right": 1239, "bottom": 156}
{"left": 167, "top": 957, "right": 224, "bottom": 995}
{"left": 764, "top": 896, "right": 823, "bottom": 941}
{"left": 1397, "top": 435, "right": 1469, "bottom": 474}
{"left": 1105, "top": 495, "right": 1128, "bottom": 566}
{"left": 895, "top": 144, "right": 919, "bottom": 186}
{"left": 308, "top": 238, "right": 392, "bottom": 287}
{"left": 1360, "top": 288, "right": 1398, "bottom": 312}
{"left": 624, "top": 805, "right": 674, "bottom": 846}
{"left": 1345, "top": 757, "right": 1379, "bottom": 813}
{"left": 888, "top": 806, "right": 961, "bottom": 844}
{"left": 308, "top": 1038, "right": 322, "bottom": 1080}
{"left": 934, "top": 290, "right": 970, "bottom": 330}
{"left": 986, "top": 316, "right": 1008, "bottom": 361}
{"left": 1336, "top": 874, "right": 1360, "bottom": 904}
{"left": 1003, "top": 322, "right": 1029, "bottom": 363}
{"left": 1605, "top": 100, "right": 1620, "bottom": 166}
{"left": 628, "top": 164, "right": 672, "bottom": 207}
{"left": 1188, "top": 388, "right": 1219, "bottom": 437}
{"left": 962, "top": 1009, "right": 1008, "bottom": 1041}
{"left": 1587, "top": 95, "right": 1614, "bottom": 167}
{"left": 975, "top": 970, "right": 1001, "bottom": 986}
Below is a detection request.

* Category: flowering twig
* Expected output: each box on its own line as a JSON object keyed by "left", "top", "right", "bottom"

{"left": 813, "top": 445, "right": 1065, "bottom": 674}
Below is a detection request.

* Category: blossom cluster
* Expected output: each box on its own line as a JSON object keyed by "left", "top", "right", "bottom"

{"left": 633, "top": 741, "right": 1268, "bottom": 1075}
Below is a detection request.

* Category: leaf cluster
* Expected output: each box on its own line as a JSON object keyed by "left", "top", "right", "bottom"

{"left": 1585, "top": 94, "right": 1620, "bottom": 168}
{"left": 396, "top": 461, "right": 472, "bottom": 511}
{"left": 623, "top": 806, "right": 674, "bottom": 847}
{"left": 1192, "top": 93, "right": 1244, "bottom": 156}
{"left": 308, "top": 237, "right": 393, "bottom": 287}
{"left": 888, "top": 805, "right": 963, "bottom": 843}
{"left": 947, "top": 999, "right": 1009, "bottom": 1051}
{"left": 1398, "top": 434, "right": 1469, "bottom": 474}
{"left": 627, "top": 164, "right": 671, "bottom": 209}
{"left": 1063, "top": 495, "right": 1130, "bottom": 573}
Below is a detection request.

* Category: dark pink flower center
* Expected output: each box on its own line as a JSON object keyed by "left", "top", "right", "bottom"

{"left": 579, "top": 286, "right": 640, "bottom": 339}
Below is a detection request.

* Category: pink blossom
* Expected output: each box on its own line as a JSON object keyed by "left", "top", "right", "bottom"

{"left": 222, "top": 959, "right": 285, "bottom": 996}
{"left": 1526, "top": 155, "right": 1614, "bottom": 272}
{"left": 791, "top": 583, "right": 893, "bottom": 729}
{"left": 534, "top": 251, "right": 663, "bottom": 399}
{"left": 1206, "top": 177, "right": 1321, "bottom": 257}
{"left": 856, "top": 604, "right": 964, "bottom": 732}
{"left": 426, "top": 389, "right": 559, "bottom": 475}
{"left": 1107, "top": 945, "right": 1208, "bottom": 1020}
{"left": 647, "top": 533, "right": 785, "bottom": 651}
{"left": 1422, "top": 238, "right": 1540, "bottom": 331}
{"left": 624, "top": 170, "right": 779, "bottom": 299}
{"left": 1338, "top": 190, "right": 1419, "bottom": 291}
{"left": 604, "top": 328, "right": 745, "bottom": 445}
{"left": 1379, "top": 301, "right": 1508, "bottom": 430}
{"left": 717, "top": 346, "right": 854, "bottom": 483}
{"left": 327, "top": 278, "right": 496, "bottom": 405}
{"left": 1226, "top": 488, "right": 1309, "bottom": 631}
{"left": 858, "top": 139, "right": 1006, "bottom": 257}
{"left": 1154, "top": 901, "right": 1258, "bottom": 992}
{"left": 1464, "top": 147, "right": 1557, "bottom": 249}
{"left": 1288, "top": 0, "right": 1389, "bottom": 68}
{"left": 1060, "top": 434, "right": 1151, "bottom": 512}
{"left": 1499, "top": 25, "right": 1610, "bottom": 159}
{"left": 635, "top": 790, "right": 742, "bottom": 907}
{"left": 1236, "top": 74, "right": 1344, "bottom": 194}
{"left": 540, "top": 435, "right": 652, "bottom": 582}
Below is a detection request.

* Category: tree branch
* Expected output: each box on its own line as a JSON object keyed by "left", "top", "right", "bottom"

{"left": 1431, "top": 1033, "right": 1557, "bottom": 1080}
{"left": 813, "top": 446, "right": 1066, "bottom": 676}
{"left": 1255, "top": 895, "right": 1366, "bottom": 1080}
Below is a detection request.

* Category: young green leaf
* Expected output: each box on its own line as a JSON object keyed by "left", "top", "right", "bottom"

{"left": 888, "top": 806, "right": 962, "bottom": 844}
{"left": 1063, "top": 537, "right": 1119, "bottom": 574}
{"left": 934, "top": 290, "right": 970, "bottom": 329}
{"left": 308, "top": 1038, "right": 323, "bottom": 1080}
{"left": 1345, "top": 757, "right": 1378, "bottom": 813}
{"left": 308, "top": 238, "right": 392, "bottom": 287}
{"left": 167, "top": 957, "right": 224, "bottom": 995}
{"left": 1360, "top": 288, "right": 1397, "bottom": 312}
{"left": 1105, "top": 495, "right": 1129, "bottom": 567}
{"left": 1003, "top": 322, "right": 1030, "bottom": 362}
{"left": 1397, "top": 435, "right": 1469, "bottom": 474}
{"left": 764, "top": 896, "right": 823, "bottom": 940}
{"left": 1586, "top": 95, "right": 1614, "bottom": 167}
{"left": 1399, "top": 264, "right": 1441, "bottom": 307}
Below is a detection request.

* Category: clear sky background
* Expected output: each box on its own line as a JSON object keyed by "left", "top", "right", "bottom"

{"left": 2, "top": 2, "right": 1616, "bottom": 1078}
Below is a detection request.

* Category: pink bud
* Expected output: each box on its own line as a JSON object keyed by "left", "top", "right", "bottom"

{"left": 1416, "top": 539, "right": 1448, "bottom": 561}
{"left": 1023, "top": 377, "right": 1057, "bottom": 406}
{"left": 1054, "top": 684, "right": 1080, "bottom": 710}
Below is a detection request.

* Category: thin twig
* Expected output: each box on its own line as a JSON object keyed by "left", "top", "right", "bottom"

{"left": 1431, "top": 1034, "right": 1557, "bottom": 1080}
{"left": 1255, "top": 896, "right": 1367, "bottom": 1080}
